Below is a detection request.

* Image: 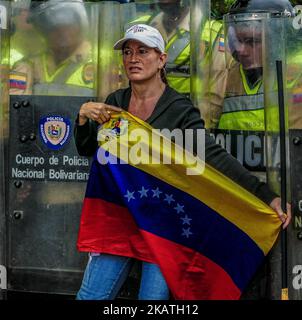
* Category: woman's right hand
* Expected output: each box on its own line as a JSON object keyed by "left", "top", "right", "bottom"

{"left": 78, "top": 102, "right": 122, "bottom": 125}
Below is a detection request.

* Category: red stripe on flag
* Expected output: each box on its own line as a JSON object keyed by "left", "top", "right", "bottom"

{"left": 140, "top": 230, "right": 241, "bottom": 300}
{"left": 77, "top": 198, "right": 241, "bottom": 300}
{"left": 77, "top": 198, "right": 154, "bottom": 262}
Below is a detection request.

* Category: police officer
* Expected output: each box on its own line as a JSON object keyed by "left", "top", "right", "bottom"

{"left": 215, "top": 0, "right": 295, "bottom": 300}
{"left": 129, "top": 0, "right": 191, "bottom": 96}
{"left": 10, "top": 0, "right": 95, "bottom": 96}
{"left": 129, "top": 0, "right": 226, "bottom": 104}
{"left": 215, "top": 0, "right": 295, "bottom": 181}
{"left": 217, "top": 0, "right": 295, "bottom": 131}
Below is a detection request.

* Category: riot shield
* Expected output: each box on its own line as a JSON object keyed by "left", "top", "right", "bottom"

{"left": 97, "top": 1, "right": 123, "bottom": 101}
{"left": 208, "top": 12, "right": 270, "bottom": 180}
{"left": 288, "top": 5, "right": 302, "bottom": 300}
{"left": 204, "top": 11, "right": 271, "bottom": 299}
{"left": 0, "top": 0, "right": 10, "bottom": 300}
{"left": 6, "top": 1, "right": 120, "bottom": 297}
{"left": 190, "top": 0, "right": 211, "bottom": 114}
{"left": 263, "top": 13, "right": 288, "bottom": 301}
{"left": 263, "top": 8, "right": 302, "bottom": 300}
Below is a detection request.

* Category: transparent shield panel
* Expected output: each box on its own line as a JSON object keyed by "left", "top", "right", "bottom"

{"left": 97, "top": 1, "right": 122, "bottom": 101}
{"left": 263, "top": 16, "right": 287, "bottom": 196}
{"left": 198, "top": 2, "right": 228, "bottom": 129}
{"left": 262, "top": 14, "right": 300, "bottom": 301}
{"left": 120, "top": 1, "right": 138, "bottom": 32}
{"left": 0, "top": 0, "right": 10, "bottom": 298}
{"left": 284, "top": 7, "right": 302, "bottom": 301}
{"left": 190, "top": 0, "right": 210, "bottom": 116}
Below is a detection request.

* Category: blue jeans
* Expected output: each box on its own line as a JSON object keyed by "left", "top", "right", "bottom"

{"left": 76, "top": 253, "right": 170, "bottom": 300}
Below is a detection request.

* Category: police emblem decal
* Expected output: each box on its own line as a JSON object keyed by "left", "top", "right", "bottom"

{"left": 39, "top": 116, "right": 71, "bottom": 150}
{"left": 82, "top": 63, "right": 94, "bottom": 84}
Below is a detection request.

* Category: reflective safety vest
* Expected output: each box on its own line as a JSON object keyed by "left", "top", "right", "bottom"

{"left": 218, "top": 63, "right": 264, "bottom": 131}
{"left": 10, "top": 42, "right": 95, "bottom": 97}
{"left": 32, "top": 53, "right": 95, "bottom": 96}
{"left": 165, "top": 28, "right": 190, "bottom": 95}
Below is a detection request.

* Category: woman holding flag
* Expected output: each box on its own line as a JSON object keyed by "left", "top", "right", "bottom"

{"left": 74, "top": 24, "right": 290, "bottom": 300}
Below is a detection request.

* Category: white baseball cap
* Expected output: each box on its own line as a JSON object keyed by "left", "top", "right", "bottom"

{"left": 113, "top": 24, "right": 165, "bottom": 53}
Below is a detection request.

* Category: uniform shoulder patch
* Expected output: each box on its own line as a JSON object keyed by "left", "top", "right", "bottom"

{"left": 292, "top": 87, "right": 302, "bottom": 104}
{"left": 218, "top": 34, "right": 225, "bottom": 52}
{"left": 9, "top": 71, "right": 27, "bottom": 90}
{"left": 82, "top": 63, "right": 94, "bottom": 84}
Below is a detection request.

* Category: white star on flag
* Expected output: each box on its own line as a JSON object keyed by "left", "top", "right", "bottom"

{"left": 182, "top": 227, "right": 193, "bottom": 238}
{"left": 152, "top": 187, "right": 162, "bottom": 198}
{"left": 124, "top": 190, "right": 135, "bottom": 202}
{"left": 164, "top": 194, "right": 175, "bottom": 205}
{"left": 174, "top": 203, "right": 184, "bottom": 214}
{"left": 138, "top": 186, "right": 149, "bottom": 198}
{"left": 180, "top": 215, "right": 192, "bottom": 225}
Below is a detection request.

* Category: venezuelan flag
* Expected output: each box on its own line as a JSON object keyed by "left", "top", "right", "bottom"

{"left": 9, "top": 72, "right": 27, "bottom": 90}
{"left": 77, "top": 111, "right": 281, "bottom": 300}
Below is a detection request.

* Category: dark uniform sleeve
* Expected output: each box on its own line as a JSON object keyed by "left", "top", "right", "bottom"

{"left": 180, "top": 104, "right": 277, "bottom": 206}
{"left": 74, "top": 117, "right": 98, "bottom": 156}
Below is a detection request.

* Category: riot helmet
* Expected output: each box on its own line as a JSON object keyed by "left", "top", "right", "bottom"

{"left": 226, "top": 0, "right": 295, "bottom": 70}
{"left": 225, "top": 0, "right": 295, "bottom": 90}
{"left": 156, "top": 0, "right": 189, "bottom": 18}
{"left": 229, "top": 0, "right": 295, "bottom": 16}
{"left": 28, "top": 0, "right": 89, "bottom": 62}
{"left": 226, "top": 15, "right": 264, "bottom": 71}
{"left": 28, "top": 0, "right": 89, "bottom": 35}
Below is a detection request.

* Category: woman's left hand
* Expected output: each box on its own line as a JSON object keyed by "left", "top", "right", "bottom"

{"left": 269, "top": 197, "right": 291, "bottom": 229}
